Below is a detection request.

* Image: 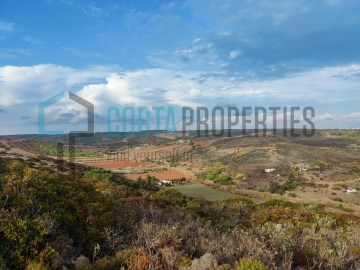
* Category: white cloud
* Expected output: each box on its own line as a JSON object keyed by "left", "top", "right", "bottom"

{"left": 79, "top": 69, "right": 203, "bottom": 109}
{"left": 2, "top": 63, "right": 360, "bottom": 108}
{"left": 0, "top": 64, "right": 114, "bottom": 106}
{"left": 0, "top": 48, "right": 31, "bottom": 59}
{"left": 23, "top": 36, "right": 41, "bottom": 45}
{"left": 325, "top": 0, "right": 342, "bottom": 7}
{"left": 189, "top": 88, "right": 201, "bottom": 97}
{"left": 0, "top": 20, "right": 14, "bottom": 32}
{"left": 64, "top": 47, "right": 103, "bottom": 58}
{"left": 314, "top": 111, "right": 360, "bottom": 129}
{"left": 229, "top": 50, "right": 241, "bottom": 59}
{"left": 223, "top": 64, "right": 360, "bottom": 101}
{"left": 317, "top": 113, "right": 336, "bottom": 121}
{"left": 174, "top": 38, "right": 219, "bottom": 65}
{"left": 1, "top": 63, "right": 360, "bottom": 133}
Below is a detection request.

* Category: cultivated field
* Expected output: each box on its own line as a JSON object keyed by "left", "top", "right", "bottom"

{"left": 125, "top": 170, "right": 187, "bottom": 180}
{"left": 171, "top": 183, "right": 237, "bottom": 201}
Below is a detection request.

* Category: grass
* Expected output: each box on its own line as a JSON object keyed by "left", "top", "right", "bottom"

{"left": 171, "top": 183, "right": 237, "bottom": 201}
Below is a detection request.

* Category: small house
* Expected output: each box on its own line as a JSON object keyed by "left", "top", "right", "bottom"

{"left": 159, "top": 179, "right": 173, "bottom": 186}
{"left": 346, "top": 187, "right": 358, "bottom": 194}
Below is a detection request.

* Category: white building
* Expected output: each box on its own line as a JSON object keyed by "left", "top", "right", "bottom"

{"left": 159, "top": 179, "right": 173, "bottom": 186}
{"left": 346, "top": 187, "right": 358, "bottom": 194}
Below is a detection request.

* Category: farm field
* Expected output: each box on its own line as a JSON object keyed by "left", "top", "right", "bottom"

{"left": 125, "top": 170, "right": 187, "bottom": 180}
{"left": 171, "top": 183, "right": 237, "bottom": 201}
{"left": 83, "top": 160, "right": 149, "bottom": 169}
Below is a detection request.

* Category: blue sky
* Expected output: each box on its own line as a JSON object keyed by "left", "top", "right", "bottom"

{"left": 0, "top": 0, "right": 360, "bottom": 134}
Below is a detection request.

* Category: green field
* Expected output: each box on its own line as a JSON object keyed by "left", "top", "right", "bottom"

{"left": 171, "top": 183, "right": 237, "bottom": 201}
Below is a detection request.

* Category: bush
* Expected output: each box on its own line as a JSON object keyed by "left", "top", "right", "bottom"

{"left": 0, "top": 166, "right": 117, "bottom": 267}
{"left": 204, "top": 166, "right": 232, "bottom": 185}
{"left": 83, "top": 169, "right": 112, "bottom": 182}
{"left": 222, "top": 197, "right": 255, "bottom": 207}
{"left": 0, "top": 256, "right": 7, "bottom": 270}
{"left": 151, "top": 189, "right": 189, "bottom": 206}
{"left": 236, "top": 258, "right": 268, "bottom": 270}
{"left": 269, "top": 180, "right": 296, "bottom": 195}
{"left": 269, "top": 183, "right": 284, "bottom": 195}
{"left": 214, "top": 173, "right": 232, "bottom": 185}
{"left": 26, "top": 261, "right": 48, "bottom": 270}
{"left": 311, "top": 160, "right": 329, "bottom": 171}
{"left": 265, "top": 199, "right": 298, "bottom": 208}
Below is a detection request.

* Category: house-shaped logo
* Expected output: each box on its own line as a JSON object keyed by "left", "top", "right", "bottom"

{"left": 38, "top": 91, "right": 94, "bottom": 135}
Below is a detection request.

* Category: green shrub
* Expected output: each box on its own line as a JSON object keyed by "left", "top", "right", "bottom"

{"left": 93, "top": 256, "right": 120, "bottom": 270}
{"left": 313, "top": 203, "right": 325, "bottom": 211}
{"left": 214, "top": 173, "right": 232, "bottom": 185}
{"left": 204, "top": 166, "right": 225, "bottom": 180}
{"left": 236, "top": 258, "right": 268, "bottom": 270}
{"left": 222, "top": 197, "right": 255, "bottom": 207}
{"left": 25, "top": 261, "right": 48, "bottom": 270}
{"left": 83, "top": 169, "right": 112, "bottom": 182}
{"left": 0, "top": 166, "right": 117, "bottom": 266}
{"left": 204, "top": 166, "right": 232, "bottom": 185}
{"left": 269, "top": 180, "right": 296, "bottom": 195}
{"left": 151, "top": 189, "right": 189, "bottom": 206}
{"left": 0, "top": 255, "right": 7, "bottom": 270}
{"left": 269, "top": 183, "right": 283, "bottom": 194}
{"left": 310, "top": 160, "right": 329, "bottom": 171}
{"left": 265, "top": 199, "right": 296, "bottom": 207}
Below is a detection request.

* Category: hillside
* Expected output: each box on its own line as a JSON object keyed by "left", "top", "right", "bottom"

{"left": 0, "top": 132, "right": 359, "bottom": 269}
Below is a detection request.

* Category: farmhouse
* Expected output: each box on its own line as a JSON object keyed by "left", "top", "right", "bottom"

{"left": 158, "top": 179, "right": 173, "bottom": 186}
{"left": 346, "top": 187, "right": 358, "bottom": 194}
{"left": 265, "top": 168, "right": 276, "bottom": 173}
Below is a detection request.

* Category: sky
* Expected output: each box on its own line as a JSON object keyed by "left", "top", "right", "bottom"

{"left": 0, "top": 0, "right": 360, "bottom": 135}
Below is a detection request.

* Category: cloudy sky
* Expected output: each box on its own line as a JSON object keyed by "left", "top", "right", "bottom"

{"left": 0, "top": 0, "right": 360, "bottom": 135}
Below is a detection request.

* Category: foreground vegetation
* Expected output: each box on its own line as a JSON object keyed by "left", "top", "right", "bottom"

{"left": 0, "top": 156, "right": 359, "bottom": 270}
